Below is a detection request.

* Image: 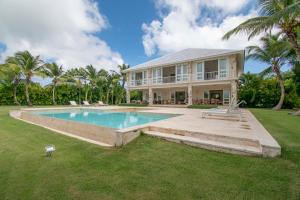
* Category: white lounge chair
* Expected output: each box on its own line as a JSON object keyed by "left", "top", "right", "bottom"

{"left": 69, "top": 101, "right": 77, "bottom": 106}
{"left": 83, "top": 101, "right": 91, "bottom": 106}
{"left": 98, "top": 101, "right": 108, "bottom": 106}
{"left": 202, "top": 99, "right": 246, "bottom": 121}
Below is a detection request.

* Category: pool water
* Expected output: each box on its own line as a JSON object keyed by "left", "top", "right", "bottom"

{"left": 38, "top": 110, "right": 175, "bottom": 129}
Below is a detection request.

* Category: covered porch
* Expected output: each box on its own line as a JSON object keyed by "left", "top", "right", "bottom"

{"left": 126, "top": 82, "right": 237, "bottom": 106}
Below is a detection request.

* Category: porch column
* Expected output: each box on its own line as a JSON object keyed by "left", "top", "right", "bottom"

{"left": 126, "top": 89, "right": 130, "bottom": 104}
{"left": 188, "top": 84, "right": 192, "bottom": 105}
{"left": 230, "top": 80, "right": 237, "bottom": 105}
{"left": 149, "top": 87, "right": 153, "bottom": 105}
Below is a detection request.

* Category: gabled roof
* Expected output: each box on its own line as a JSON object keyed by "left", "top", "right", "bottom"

{"left": 124, "top": 48, "right": 244, "bottom": 72}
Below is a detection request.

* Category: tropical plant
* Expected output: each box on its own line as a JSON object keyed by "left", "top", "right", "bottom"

{"left": 0, "top": 63, "right": 22, "bottom": 105}
{"left": 64, "top": 68, "right": 85, "bottom": 104}
{"left": 246, "top": 34, "right": 291, "bottom": 110}
{"left": 223, "top": 0, "right": 300, "bottom": 113}
{"left": 118, "top": 64, "right": 130, "bottom": 88}
{"left": 239, "top": 73, "right": 262, "bottom": 106}
{"left": 6, "top": 51, "right": 44, "bottom": 106}
{"left": 97, "top": 69, "right": 108, "bottom": 102}
{"left": 85, "top": 65, "right": 98, "bottom": 101}
{"left": 43, "top": 62, "right": 64, "bottom": 105}
{"left": 223, "top": 0, "right": 300, "bottom": 59}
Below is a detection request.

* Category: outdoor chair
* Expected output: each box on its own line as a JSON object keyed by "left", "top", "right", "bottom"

{"left": 83, "top": 101, "right": 91, "bottom": 106}
{"left": 69, "top": 101, "right": 77, "bottom": 106}
{"left": 98, "top": 101, "right": 108, "bottom": 106}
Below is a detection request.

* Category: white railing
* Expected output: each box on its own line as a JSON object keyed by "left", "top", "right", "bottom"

{"left": 204, "top": 71, "right": 218, "bottom": 80}
{"left": 130, "top": 79, "right": 148, "bottom": 86}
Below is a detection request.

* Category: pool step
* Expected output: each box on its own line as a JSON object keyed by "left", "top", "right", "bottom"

{"left": 144, "top": 131, "right": 262, "bottom": 156}
{"left": 148, "top": 126, "right": 261, "bottom": 148}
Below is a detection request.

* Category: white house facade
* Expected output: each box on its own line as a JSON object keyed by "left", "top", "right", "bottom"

{"left": 123, "top": 48, "right": 244, "bottom": 106}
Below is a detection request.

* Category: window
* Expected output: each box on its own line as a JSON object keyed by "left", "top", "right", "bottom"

{"left": 204, "top": 91, "right": 209, "bottom": 99}
{"left": 176, "top": 64, "right": 188, "bottom": 82}
{"left": 142, "top": 71, "right": 147, "bottom": 84}
{"left": 223, "top": 90, "right": 230, "bottom": 104}
{"left": 152, "top": 68, "right": 162, "bottom": 84}
{"left": 219, "top": 59, "right": 228, "bottom": 78}
{"left": 196, "top": 62, "right": 203, "bottom": 80}
{"left": 130, "top": 72, "right": 135, "bottom": 86}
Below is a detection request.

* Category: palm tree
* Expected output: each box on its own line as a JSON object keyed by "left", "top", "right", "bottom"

{"left": 6, "top": 51, "right": 43, "bottom": 106}
{"left": 118, "top": 64, "right": 129, "bottom": 88}
{"left": 64, "top": 68, "right": 84, "bottom": 105}
{"left": 43, "top": 63, "right": 64, "bottom": 105}
{"left": 0, "top": 63, "right": 22, "bottom": 105}
{"left": 223, "top": 0, "right": 300, "bottom": 61}
{"left": 85, "top": 65, "right": 98, "bottom": 102}
{"left": 97, "top": 69, "right": 108, "bottom": 102}
{"left": 246, "top": 34, "right": 291, "bottom": 110}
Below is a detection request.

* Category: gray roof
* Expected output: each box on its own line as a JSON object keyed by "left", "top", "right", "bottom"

{"left": 125, "top": 48, "right": 244, "bottom": 72}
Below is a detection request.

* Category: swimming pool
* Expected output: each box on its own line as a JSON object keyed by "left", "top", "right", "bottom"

{"left": 38, "top": 110, "right": 175, "bottom": 129}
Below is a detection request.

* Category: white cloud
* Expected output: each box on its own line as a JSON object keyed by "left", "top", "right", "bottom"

{"left": 142, "top": 0, "right": 260, "bottom": 56}
{"left": 0, "top": 0, "right": 123, "bottom": 71}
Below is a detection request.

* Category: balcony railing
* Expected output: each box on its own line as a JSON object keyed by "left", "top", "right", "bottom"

{"left": 205, "top": 71, "right": 218, "bottom": 80}
{"left": 130, "top": 79, "right": 148, "bottom": 86}
{"left": 129, "top": 71, "right": 227, "bottom": 86}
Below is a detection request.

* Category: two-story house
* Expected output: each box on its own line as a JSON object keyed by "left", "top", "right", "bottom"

{"left": 123, "top": 48, "right": 244, "bottom": 106}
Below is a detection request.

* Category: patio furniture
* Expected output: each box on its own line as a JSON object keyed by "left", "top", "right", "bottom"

{"left": 69, "top": 101, "right": 77, "bottom": 106}
{"left": 202, "top": 97, "right": 245, "bottom": 121}
{"left": 83, "top": 101, "right": 91, "bottom": 106}
{"left": 98, "top": 101, "right": 108, "bottom": 106}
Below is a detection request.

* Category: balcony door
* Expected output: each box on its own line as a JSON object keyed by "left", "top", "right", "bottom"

{"left": 152, "top": 67, "right": 162, "bottom": 84}
{"left": 176, "top": 64, "right": 188, "bottom": 82}
{"left": 218, "top": 58, "right": 228, "bottom": 79}
{"left": 194, "top": 62, "right": 203, "bottom": 80}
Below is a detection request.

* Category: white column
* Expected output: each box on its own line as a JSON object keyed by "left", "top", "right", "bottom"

{"left": 188, "top": 84, "right": 192, "bottom": 105}
{"left": 126, "top": 89, "right": 130, "bottom": 104}
{"left": 230, "top": 80, "right": 237, "bottom": 105}
{"left": 149, "top": 88, "right": 153, "bottom": 105}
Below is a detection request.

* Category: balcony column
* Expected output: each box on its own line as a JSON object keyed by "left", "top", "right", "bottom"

{"left": 188, "top": 84, "right": 192, "bottom": 105}
{"left": 230, "top": 80, "right": 237, "bottom": 105}
{"left": 126, "top": 89, "right": 130, "bottom": 104}
{"left": 149, "top": 87, "right": 153, "bottom": 105}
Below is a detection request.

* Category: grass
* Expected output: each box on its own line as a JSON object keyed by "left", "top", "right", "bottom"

{"left": 0, "top": 106, "right": 300, "bottom": 199}
{"left": 187, "top": 104, "right": 218, "bottom": 109}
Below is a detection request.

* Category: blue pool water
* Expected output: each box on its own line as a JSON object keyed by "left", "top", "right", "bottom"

{"left": 38, "top": 110, "right": 175, "bottom": 129}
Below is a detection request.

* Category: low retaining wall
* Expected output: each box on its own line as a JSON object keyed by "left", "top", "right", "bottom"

{"left": 19, "top": 111, "right": 141, "bottom": 147}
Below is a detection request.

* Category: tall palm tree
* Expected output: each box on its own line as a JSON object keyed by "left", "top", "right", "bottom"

{"left": 64, "top": 68, "right": 84, "bottom": 105}
{"left": 0, "top": 63, "right": 22, "bottom": 105}
{"left": 223, "top": 0, "right": 300, "bottom": 60}
{"left": 223, "top": 0, "right": 300, "bottom": 114}
{"left": 118, "top": 64, "right": 129, "bottom": 88}
{"left": 43, "top": 63, "right": 64, "bottom": 105}
{"left": 246, "top": 34, "right": 290, "bottom": 110}
{"left": 6, "top": 51, "right": 43, "bottom": 106}
{"left": 97, "top": 69, "right": 108, "bottom": 102}
{"left": 85, "top": 65, "right": 98, "bottom": 102}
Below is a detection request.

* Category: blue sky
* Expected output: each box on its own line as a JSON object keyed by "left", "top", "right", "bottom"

{"left": 98, "top": 0, "right": 266, "bottom": 73}
{"left": 0, "top": 0, "right": 271, "bottom": 78}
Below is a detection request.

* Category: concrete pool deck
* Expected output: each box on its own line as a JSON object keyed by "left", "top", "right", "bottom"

{"left": 10, "top": 106, "right": 281, "bottom": 157}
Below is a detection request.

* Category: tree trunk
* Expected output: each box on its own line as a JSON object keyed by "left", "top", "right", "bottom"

{"left": 85, "top": 87, "right": 88, "bottom": 101}
{"left": 13, "top": 84, "right": 19, "bottom": 105}
{"left": 273, "top": 74, "right": 285, "bottom": 111}
{"left": 285, "top": 31, "right": 300, "bottom": 115}
{"left": 25, "top": 79, "right": 32, "bottom": 106}
{"left": 52, "top": 85, "right": 56, "bottom": 105}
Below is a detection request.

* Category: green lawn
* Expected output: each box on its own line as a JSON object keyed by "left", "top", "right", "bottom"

{"left": 0, "top": 106, "right": 299, "bottom": 200}
{"left": 187, "top": 104, "right": 218, "bottom": 109}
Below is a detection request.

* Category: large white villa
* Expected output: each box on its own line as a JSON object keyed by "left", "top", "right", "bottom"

{"left": 124, "top": 48, "right": 245, "bottom": 106}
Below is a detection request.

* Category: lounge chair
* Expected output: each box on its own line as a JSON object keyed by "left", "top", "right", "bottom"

{"left": 98, "top": 101, "right": 108, "bottom": 106}
{"left": 83, "top": 101, "right": 91, "bottom": 106}
{"left": 69, "top": 101, "right": 77, "bottom": 106}
{"left": 202, "top": 98, "right": 246, "bottom": 121}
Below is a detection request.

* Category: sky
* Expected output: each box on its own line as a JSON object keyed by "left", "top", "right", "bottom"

{"left": 0, "top": 0, "right": 271, "bottom": 85}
